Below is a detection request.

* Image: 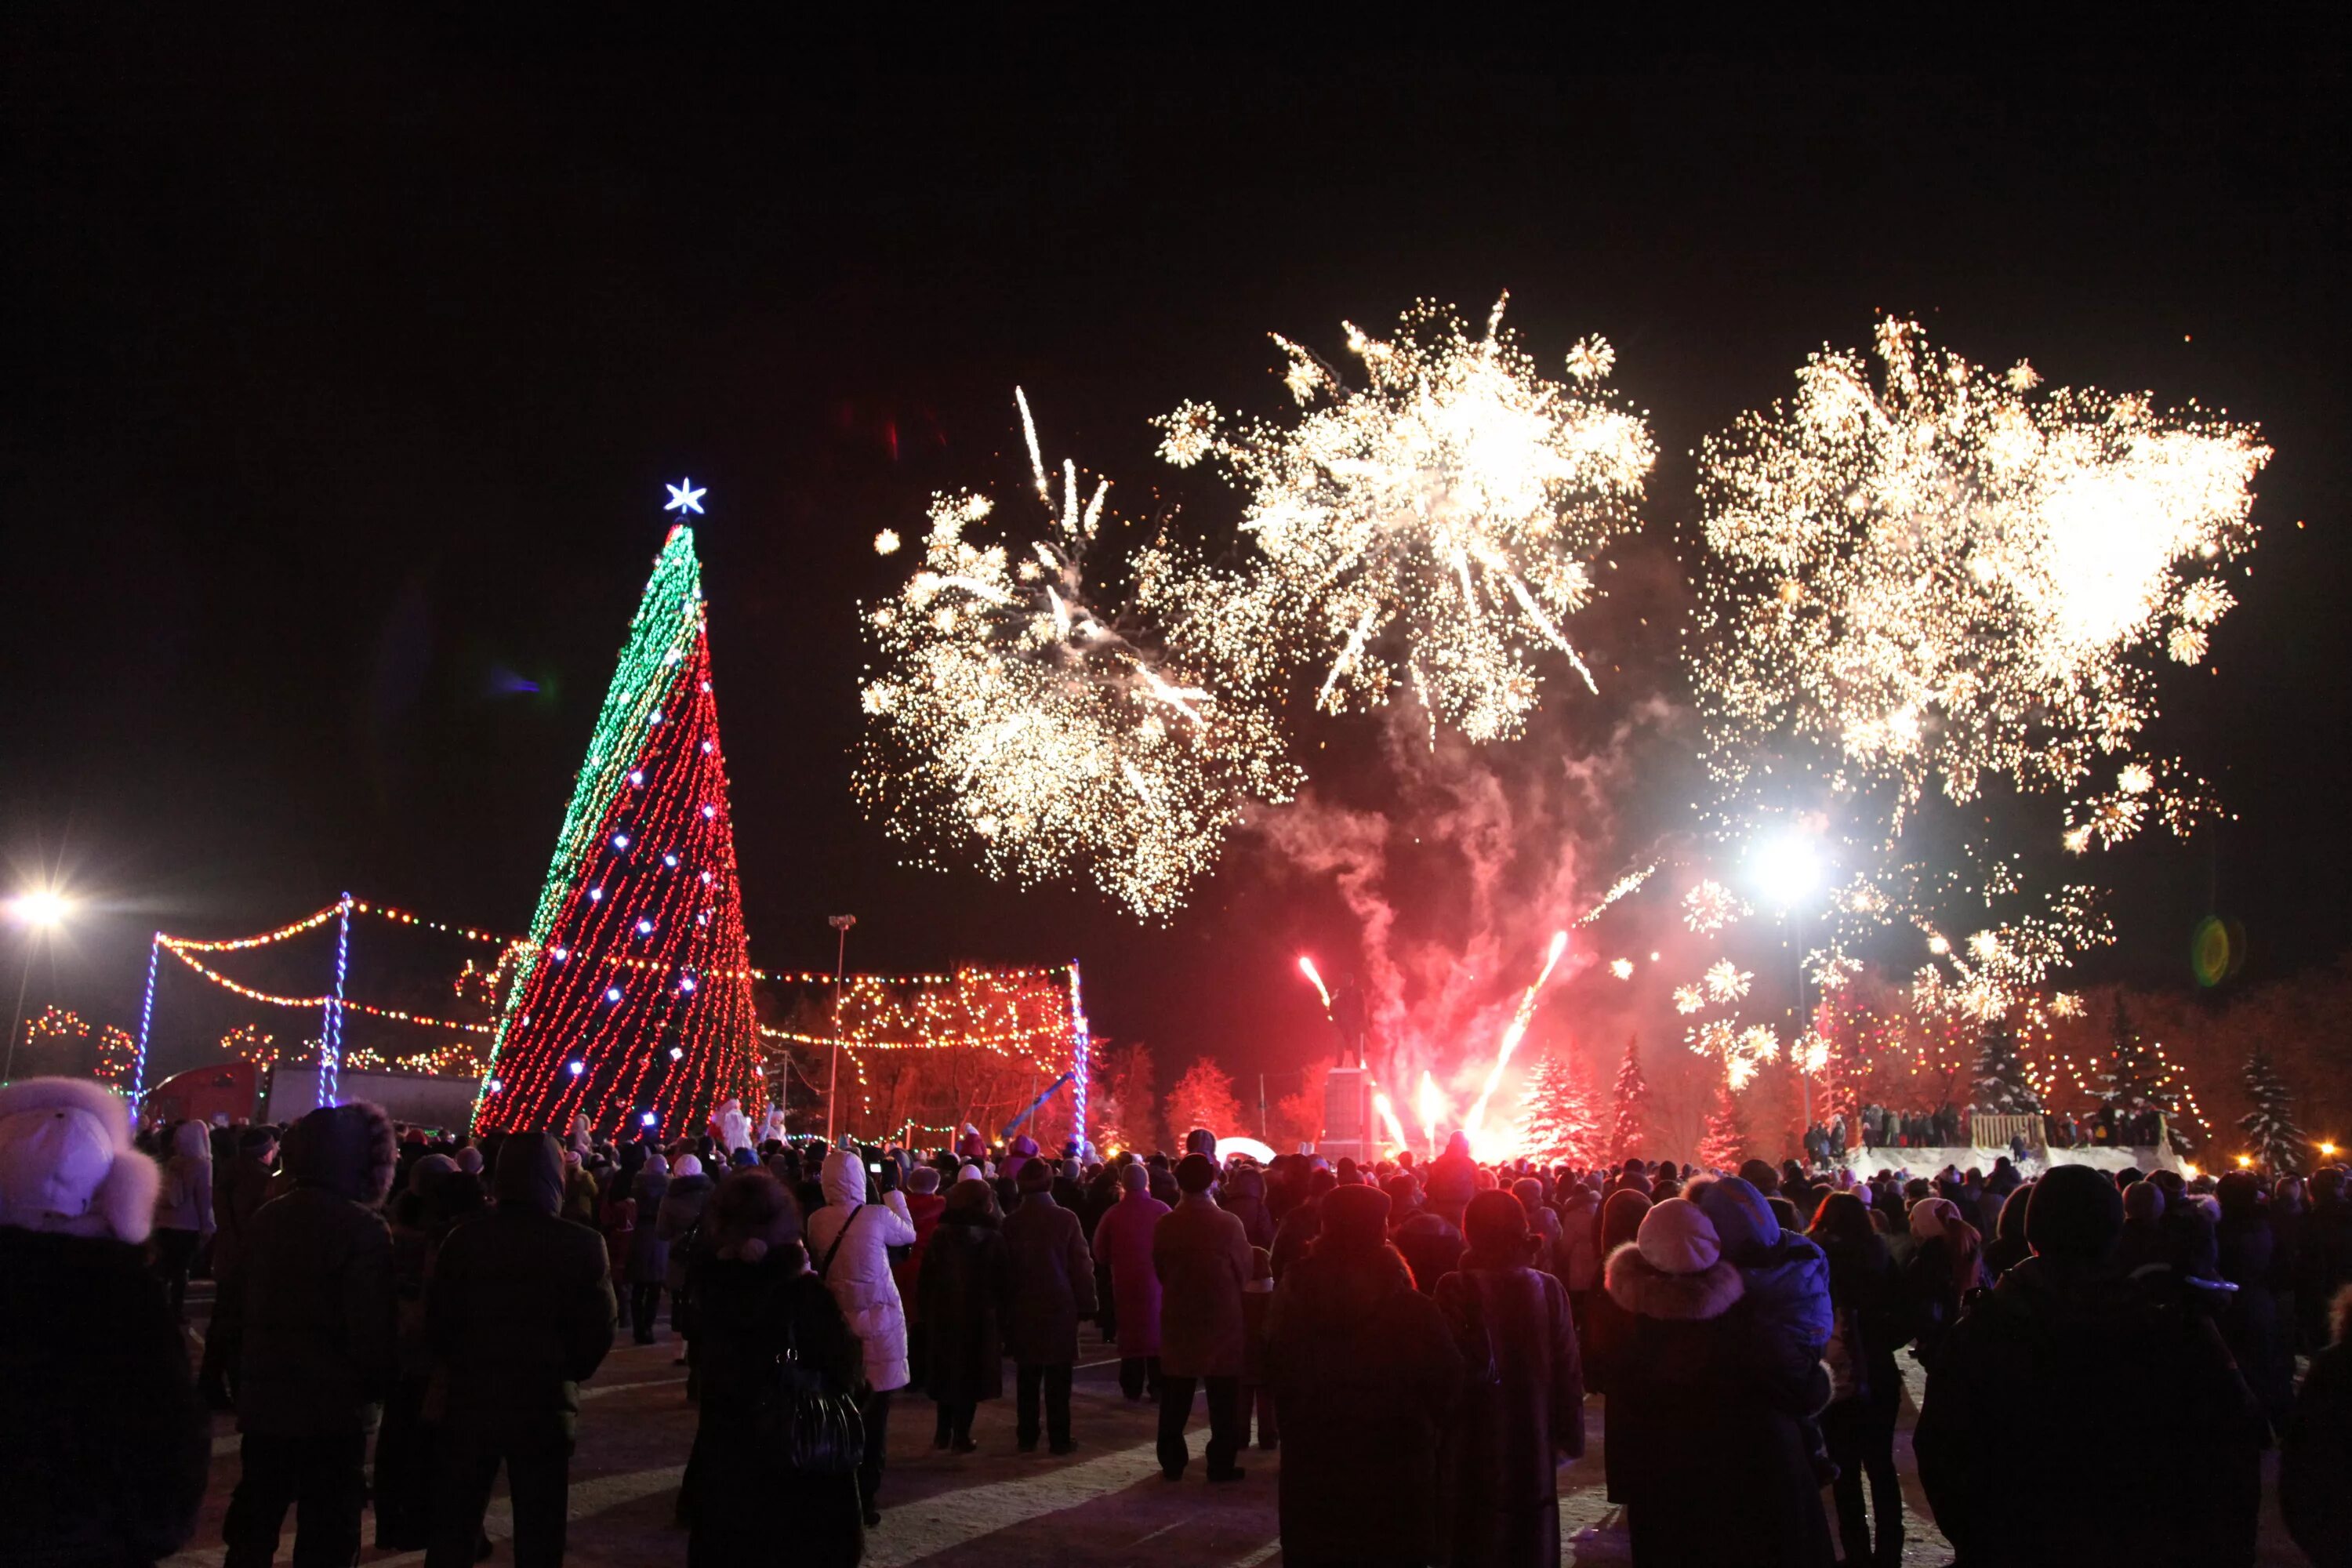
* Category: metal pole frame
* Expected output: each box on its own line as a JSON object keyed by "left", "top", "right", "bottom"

{"left": 130, "top": 934, "right": 162, "bottom": 1114}
{"left": 318, "top": 893, "right": 353, "bottom": 1109}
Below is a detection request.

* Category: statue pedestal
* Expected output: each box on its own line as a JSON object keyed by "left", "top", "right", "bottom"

{"left": 1317, "top": 1067, "right": 1374, "bottom": 1163}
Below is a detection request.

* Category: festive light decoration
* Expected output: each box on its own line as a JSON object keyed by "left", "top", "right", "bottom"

{"left": 857, "top": 392, "right": 1300, "bottom": 918}
{"left": 474, "top": 523, "right": 764, "bottom": 1138}
{"left": 1152, "top": 297, "right": 1654, "bottom": 743}
{"left": 318, "top": 893, "right": 352, "bottom": 1109}
{"left": 665, "top": 478, "right": 706, "bottom": 515}
{"left": 131, "top": 936, "right": 160, "bottom": 1106}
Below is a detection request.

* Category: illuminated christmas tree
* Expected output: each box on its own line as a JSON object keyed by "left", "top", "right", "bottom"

{"left": 1512, "top": 1047, "right": 1603, "bottom": 1166}
{"left": 2096, "top": 996, "right": 2169, "bottom": 1117}
{"left": 1608, "top": 1034, "right": 1649, "bottom": 1163}
{"left": 1970, "top": 1014, "right": 2042, "bottom": 1116}
{"left": 474, "top": 501, "right": 764, "bottom": 1138}
{"left": 1698, "top": 1076, "right": 1744, "bottom": 1171}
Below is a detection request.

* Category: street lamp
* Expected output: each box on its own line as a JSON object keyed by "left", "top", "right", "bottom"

{"left": 1749, "top": 830, "right": 1827, "bottom": 1141}
{"left": 4, "top": 887, "right": 74, "bottom": 1084}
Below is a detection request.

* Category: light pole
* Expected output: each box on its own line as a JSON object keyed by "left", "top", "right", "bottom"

{"left": 1750, "top": 830, "right": 1824, "bottom": 1140}
{"left": 826, "top": 914, "right": 856, "bottom": 1143}
{"left": 3, "top": 889, "right": 73, "bottom": 1084}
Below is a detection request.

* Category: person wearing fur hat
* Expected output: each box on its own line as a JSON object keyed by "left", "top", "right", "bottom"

{"left": 1917, "top": 1163, "right": 2263, "bottom": 1566}
{"left": 423, "top": 1131, "right": 615, "bottom": 1568}
{"left": 1153, "top": 1152, "right": 1254, "bottom": 1481}
{"left": 1436, "top": 1189, "right": 1584, "bottom": 1568}
{"left": 1002, "top": 1156, "right": 1098, "bottom": 1453}
{"left": 0, "top": 1077, "right": 209, "bottom": 1568}
{"left": 1266, "top": 1181, "right": 1465, "bottom": 1566}
{"left": 214, "top": 1100, "right": 399, "bottom": 1568}
{"left": 685, "top": 1168, "right": 864, "bottom": 1568}
{"left": 1603, "top": 1196, "right": 1834, "bottom": 1566}
{"left": 920, "top": 1176, "right": 1011, "bottom": 1450}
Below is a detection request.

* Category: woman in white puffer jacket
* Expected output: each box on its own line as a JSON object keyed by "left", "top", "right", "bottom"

{"left": 805, "top": 1147, "right": 916, "bottom": 1526}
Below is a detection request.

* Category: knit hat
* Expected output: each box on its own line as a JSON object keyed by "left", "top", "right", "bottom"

{"left": 0, "top": 1078, "right": 158, "bottom": 1243}
{"left": 1176, "top": 1152, "right": 1218, "bottom": 1194}
{"left": 906, "top": 1166, "right": 941, "bottom": 1195}
{"left": 2026, "top": 1163, "right": 2126, "bottom": 1262}
{"left": 1635, "top": 1196, "right": 1722, "bottom": 1275}
{"left": 1119, "top": 1163, "right": 1149, "bottom": 1194}
{"left": 1464, "top": 1189, "right": 1530, "bottom": 1256}
{"left": 672, "top": 1153, "right": 704, "bottom": 1178}
{"left": 1017, "top": 1157, "right": 1054, "bottom": 1192}
{"left": 1909, "top": 1196, "right": 1958, "bottom": 1244}
{"left": 1319, "top": 1183, "right": 1392, "bottom": 1251}
{"left": 957, "top": 1163, "right": 985, "bottom": 1185}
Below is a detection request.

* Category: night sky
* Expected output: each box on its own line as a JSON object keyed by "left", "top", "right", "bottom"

{"left": 4, "top": 17, "right": 2345, "bottom": 1101}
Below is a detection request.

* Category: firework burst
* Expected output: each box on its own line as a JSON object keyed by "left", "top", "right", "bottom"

{"left": 1693, "top": 317, "right": 2267, "bottom": 844}
{"left": 1152, "top": 297, "right": 1654, "bottom": 742}
{"left": 855, "top": 393, "right": 1301, "bottom": 918}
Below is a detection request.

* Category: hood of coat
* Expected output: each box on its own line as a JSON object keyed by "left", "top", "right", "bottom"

{"left": 1696, "top": 1176, "right": 1777, "bottom": 1258}
{"left": 282, "top": 1100, "right": 397, "bottom": 1205}
{"left": 0, "top": 1077, "right": 158, "bottom": 1243}
{"left": 494, "top": 1132, "right": 564, "bottom": 1215}
{"left": 1280, "top": 1243, "right": 1416, "bottom": 1333}
{"left": 170, "top": 1120, "right": 215, "bottom": 1163}
{"left": 1223, "top": 1166, "right": 1265, "bottom": 1203}
{"left": 1604, "top": 1240, "right": 1746, "bottom": 1321}
{"left": 821, "top": 1147, "right": 868, "bottom": 1209}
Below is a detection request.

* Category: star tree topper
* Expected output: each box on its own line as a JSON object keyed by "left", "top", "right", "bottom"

{"left": 665, "top": 478, "right": 706, "bottom": 515}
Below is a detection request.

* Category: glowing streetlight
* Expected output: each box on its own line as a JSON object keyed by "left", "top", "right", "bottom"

{"left": 2321, "top": 1142, "right": 2339, "bottom": 1160}
{"left": 2235, "top": 1153, "right": 2254, "bottom": 1169}
{"left": 1749, "top": 833, "right": 1824, "bottom": 908}
{"left": 5, "top": 886, "right": 74, "bottom": 1084}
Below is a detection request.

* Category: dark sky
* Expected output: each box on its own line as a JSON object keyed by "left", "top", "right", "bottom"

{"left": 3, "top": 16, "right": 2345, "bottom": 1097}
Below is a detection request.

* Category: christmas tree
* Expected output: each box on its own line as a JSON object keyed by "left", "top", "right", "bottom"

{"left": 1698, "top": 1076, "right": 1744, "bottom": 1171}
{"left": 1970, "top": 1014, "right": 2042, "bottom": 1116}
{"left": 1608, "top": 1034, "right": 1650, "bottom": 1163}
{"left": 2096, "top": 996, "right": 2170, "bottom": 1117}
{"left": 2239, "top": 1051, "right": 2309, "bottom": 1174}
{"left": 1511, "top": 1047, "right": 1604, "bottom": 1166}
{"left": 474, "top": 506, "right": 764, "bottom": 1138}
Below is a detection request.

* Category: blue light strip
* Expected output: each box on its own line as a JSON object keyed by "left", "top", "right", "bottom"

{"left": 1067, "top": 960, "right": 1089, "bottom": 1155}
{"left": 318, "top": 893, "right": 352, "bottom": 1109}
{"left": 130, "top": 935, "right": 161, "bottom": 1112}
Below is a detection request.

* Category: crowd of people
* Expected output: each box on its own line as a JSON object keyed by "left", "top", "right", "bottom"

{"left": 5, "top": 1073, "right": 2352, "bottom": 1567}
{"left": 1808, "top": 1102, "right": 2176, "bottom": 1160}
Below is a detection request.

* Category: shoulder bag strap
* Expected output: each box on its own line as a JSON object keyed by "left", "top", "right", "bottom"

{"left": 818, "top": 1203, "right": 864, "bottom": 1281}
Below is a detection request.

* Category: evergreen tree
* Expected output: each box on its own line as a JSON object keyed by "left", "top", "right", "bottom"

{"left": 1971, "top": 1014, "right": 2042, "bottom": 1116}
{"left": 1512, "top": 1048, "right": 1604, "bottom": 1166}
{"left": 1609, "top": 1034, "right": 1650, "bottom": 1164}
{"left": 2096, "top": 996, "right": 2171, "bottom": 1116}
{"left": 1698, "top": 1076, "right": 1744, "bottom": 1171}
{"left": 1092, "top": 1039, "right": 1156, "bottom": 1156}
{"left": 2240, "top": 1050, "right": 2309, "bottom": 1174}
{"left": 476, "top": 517, "right": 764, "bottom": 1138}
{"left": 1167, "top": 1058, "right": 1243, "bottom": 1152}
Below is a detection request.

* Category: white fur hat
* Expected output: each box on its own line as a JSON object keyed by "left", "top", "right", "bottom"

{"left": 0, "top": 1078, "right": 160, "bottom": 1243}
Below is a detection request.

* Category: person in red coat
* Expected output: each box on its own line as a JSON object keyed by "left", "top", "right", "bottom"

{"left": 1091, "top": 1163, "right": 1169, "bottom": 1400}
{"left": 894, "top": 1167, "right": 948, "bottom": 1383}
{"left": 1152, "top": 1153, "right": 1252, "bottom": 1481}
{"left": 1437, "top": 1190, "right": 1585, "bottom": 1568}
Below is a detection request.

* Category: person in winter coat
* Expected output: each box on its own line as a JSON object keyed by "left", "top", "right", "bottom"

{"left": 807, "top": 1145, "right": 918, "bottom": 1526}
{"left": 0, "top": 1078, "right": 209, "bottom": 1568}
{"left": 629, "top": 1151, "right": 672, "bottom": 1342}
{"left": 1602, "top": 1196, "right": 1835, "bottom": 1567}
{"left": 2214, "top": 1170, "right": 2296, "bottom": 1433}
{"left": 1511, "top": 1175, "right": 1563, "bottom": 1277}
{"left": 215, "top": 1101, "right": 398, "bottom": 1568}
{"left": 920, "top": 1176, "right": 1011, "bottom": 1449}
{"left": 1239, "top": 1243, "right": 1278, "bottom": 1448}
{"left": 2283, "top": 1283, "right": 2352, "bottom": 1568}
{"left": 1695, "top": 1175, "right": 1835, "bottom": 1480}
{"left": 1555, "top": 1184, "right": 1603, "bottom": 1330}
{"left": 1902, "top": 1196, "right": 1984, "bottom": 1371}
{"left": 198, "top": 1123, "right": 281, "bottom": 1408}
{"left": 1809, "top": 1191, "right": 1910, "bottom": 1568}
{"left": 373, "top": 1152, "right": 462, "bottom": 1550}
{"left": 1423, "top": 1130, "right": 1478, "bottom": 1224}
{"left": 1581, "top": 1187, "right": 1650, "bottom": 1414}
{"left": 1982, "top": 1181, "right": 2034, "bottom": 1279}
{"left": 1916, "top": 1163, "right": 2263, "bottom": 1566}
{"left": 601, "top": 1162, "right": 638, "bottom": 1331}
{"left": 1270, "top": 1165, "right": 1335, "bottom": 1279}
{"left": 1436, "top": 1190, "right": 1585, "bottom": 1568}
{"left": 659, "top": 1152, "right": 714, "bottom": 1374}
{"left": 1218, "top": 1160, "right": 1276, "bottom": 1248}
{"left": 424, "top": 1132, "right": 615, "bottom": 1568}
{"left": 1267, "top": 1183, "right": 1465, "bottom": 1566}
{"left": 1394, "top": 1196, "right": 1467, "bottom": 1296}
{"left": 685, "top": 1169, "right": 865, "bottom": 1568}
{"left": 151, "top": 1118, "right": 215, "bottom": 1321}
{"left": 999, "top": 1159, "right": 1098, "bottom": 1451}
{"left": 1094, "top": 1161, "right": 1171, "bottom": 1399}
{"left": 1153, "top": 1152, "right": 1254, "bottom": 1480}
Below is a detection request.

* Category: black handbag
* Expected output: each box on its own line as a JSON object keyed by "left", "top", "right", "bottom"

{"left": 756, "top": 1205, "right": 867, "bottom": 1475}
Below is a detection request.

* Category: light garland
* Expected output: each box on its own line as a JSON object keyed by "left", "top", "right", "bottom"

{"left": 155, "top": 943, "right": 497, "bottom": 1033}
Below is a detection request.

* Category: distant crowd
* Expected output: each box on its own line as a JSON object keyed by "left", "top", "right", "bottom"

{"left": 5, "top": 1076, "right": 2351, "bottom": 1567}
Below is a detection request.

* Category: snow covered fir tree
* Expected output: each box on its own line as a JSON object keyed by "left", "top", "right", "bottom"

{"left": 1698, "top": 1076, "right": 1744, "bottom": 1170}
{"left": 1971, "top": 1014, "right": 2042, "bottom": 1116}
{"left": 1609, "top": 1034, "right": 1649, "bottom": 1163}
{"left": 1512, "top": 1047, "right": 1603, "bottom": 1165}
{"left": 2239, "top": 1050, "right": 2309, "bottom": 1173}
